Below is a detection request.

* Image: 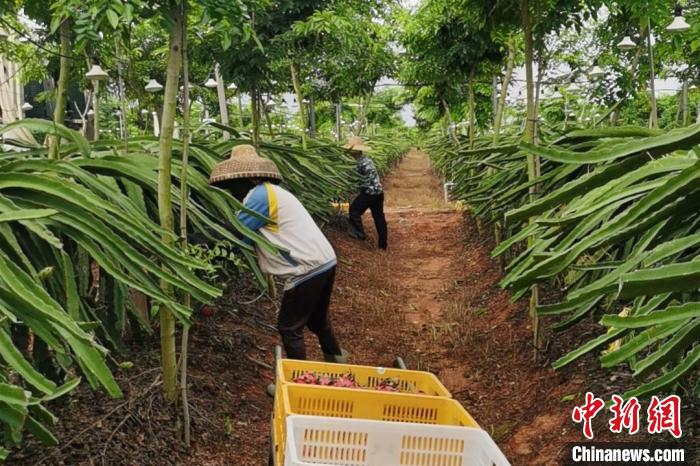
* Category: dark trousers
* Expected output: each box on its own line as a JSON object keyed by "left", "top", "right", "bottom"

{"left": 349, "top": 192, "right": 388, "bottom": 249}
{"left": 277, "top": 267, "right": 341, "bottom": 360}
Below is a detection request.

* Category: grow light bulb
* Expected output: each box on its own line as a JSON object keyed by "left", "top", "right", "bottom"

{"left": 145, "top": 79, "right": 163, "bottom": 93}
{"left": 589, "top": 65, "right": 605, "bottom": 79}
{"left": 617, "top": 36, "right": 636, "bottom": 50}
{"left": 204, "top": 78, "right": 218, "bottom": 88}
{"left": 667, "top": 5, "right": 690, "bottom": 33}
{"left": 85, "top": 64, "right": 108, "bottom": 81}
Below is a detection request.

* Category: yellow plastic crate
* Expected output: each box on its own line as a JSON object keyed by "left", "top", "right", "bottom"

{"left": 331, "top": 201, "right": 350, "bottom": 214}
{"left": 276, "top": 359, "right": 451, "bottom": 397}
{"left": 273, "top": 384, "right": 478, "bottom": 465}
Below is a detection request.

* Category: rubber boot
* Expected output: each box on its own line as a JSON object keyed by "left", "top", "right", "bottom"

{"left": 323, "top": 349, "right": 349, "bottom": 363}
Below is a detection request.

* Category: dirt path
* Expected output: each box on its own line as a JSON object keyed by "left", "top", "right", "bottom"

{"left": 319, "top": 149, "right": 580, "bottom": 465}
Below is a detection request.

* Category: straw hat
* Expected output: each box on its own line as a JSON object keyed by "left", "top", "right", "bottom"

{"left": 343, "top": 135, "right": 371, "bottom": 152}
{"left": 209, "top": 144, "right": 283, "bottom": 184}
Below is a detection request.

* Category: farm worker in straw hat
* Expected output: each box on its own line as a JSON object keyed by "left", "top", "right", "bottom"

{"left": 345, "top": 136, "right": 388, "bottom": 250}
{"left": 209, "top": 145, "right": 348, "bottom": 370}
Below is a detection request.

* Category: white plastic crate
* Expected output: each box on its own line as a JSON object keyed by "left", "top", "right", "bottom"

{"left": 284, "top": 415, "right": 510, "bottom": 466}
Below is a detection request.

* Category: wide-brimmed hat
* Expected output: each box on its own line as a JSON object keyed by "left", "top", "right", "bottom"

{"left": 209, "top": 144, "right": 283, "bottom": 184}
{"left": 343, "top": 135, "right": 372, "bottom": 152}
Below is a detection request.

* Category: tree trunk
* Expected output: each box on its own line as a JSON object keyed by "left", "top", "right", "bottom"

{"left": 214, "top": 63, "right": 230, "bottom": 139}
{"left": 494, "top": 38, "right": 515, "bottom": 145}
{"left": 48, "top": 18, "right": 71, "bottom": 160}
{"left": 179, "top": 0, "right": 191, "bottom": 445}
{"left": 157, "top": 3, "right": 184, "bottom": 402}
{"left": 115, "top": 37, "right": 129, "bottom": 153}
{"left": 262, "top": 94, "right": 275, "bottom": 137}
{"left": 359, "top": 89, "right": 374, "bottom": 135}
{"left": 467, "top": 72, "right": 476, "bottom": 149}
{"left": 92, "top": 81, "right": 101, "bottom": 140}
{"left": 681, "top": 80, "right": 689, "bottom": 126}
{"left": 521, "top": 0, "right": 541, "bottom": 357}
{"left": 440, "top": 97, "right": 458, "bottom": 143}
{"left": 237, "top": 92, "right": 244, "bottom": 128}
{"left": 335, "top": 101, "right": 342, "bottom": 142}
{"left": 250, "top": 85, "right": 261, "bottom": 146}
{"left": 308, "top": 95, "right": 316, "bottom": 138}
{"left": 646, "top": 16, "right": 658, "bottom": 129}
{"left": 289, "top": 60, "right": 307, "bottom": 149}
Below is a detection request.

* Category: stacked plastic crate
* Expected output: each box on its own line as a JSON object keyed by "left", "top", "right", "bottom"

{"left": 271, "top": 359, "right": 510, "bottom": 466}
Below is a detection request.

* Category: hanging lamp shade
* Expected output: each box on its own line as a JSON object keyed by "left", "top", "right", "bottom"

{"left": 589, "top": 64, "right": 605, "bottom": 79}
{"left": 204, "top": 77, "right": 218, "bottom": 88}
{"left": 87, "top": 109, "right": 95, "bottom": 116}
{"left": 21, "top": 102, "right": 33, "bottom": 111}
{"left": 617, "top": 35, "right": 636, "bottom": 50}
{"left": 145, "top": 79, "right": 163, "bottom": 93}
{"left": 140, "top": 108, "right": 149, "bottom": 114}
{"left": 85, "top": 64, "right": 109, "bottom": 81}
{"left": 227, "top": 82, "right": 238, "bottom": 90}
{"left": 667, "top": 5, "right": 690, "bottom": 33}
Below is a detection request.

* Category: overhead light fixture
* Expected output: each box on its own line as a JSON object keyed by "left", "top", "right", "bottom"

{"left": 227, "top": 82, "right": 238, "bottom": 90}
{"left": 145, "top": 78, "right": 163, "bottom": 93}
{"left": 589, "top": 62, "right": 605, "bottom": 79}
{"left": 667, "top": 4, "right": 690, "bottom": 33}
{"left": 617, "top": 35, "right": 636, "bottom": 50}
{"left": 85, "top": 64, "right": 109, "bottom": 81}
{"left": 87, "top": 109, "right": 95, "bottom": 116}
{"left": 21, "top": 102, "right": 33, "bottom": 111}
{"left": 204, "top": 78, "right": 218, "bottom": 88}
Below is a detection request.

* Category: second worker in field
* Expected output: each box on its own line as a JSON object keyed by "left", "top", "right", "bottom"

{"left": 345, "top": 136, "right": 388, "bottom": 250}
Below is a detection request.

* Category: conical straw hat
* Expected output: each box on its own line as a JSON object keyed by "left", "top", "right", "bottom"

{"left": 343, "top": 135, "right": 372, "bottom": 152}
{"left": 209, "top": 144, "right": 283, "bottom": 184}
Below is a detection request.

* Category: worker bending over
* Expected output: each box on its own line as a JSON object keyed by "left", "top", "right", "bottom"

{"left": 345, "top": 136, "right": 388, "bottom": 250}
{"left": 209, "top": 145, "right": 347, "bottom": 367}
